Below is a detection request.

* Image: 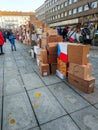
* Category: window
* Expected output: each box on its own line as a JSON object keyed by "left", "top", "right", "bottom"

{"left": 58, "top": 5, "right": 60, "bottom": 10}
{"left": 73, "top": 0, "right": 77, "bottom": 3}
{"left": 53, "top": 16, "right": 55, "bottom": 20}
{"left": 84, "top": 4, "right": 89, "bottom": 11}
{"left": 61, "top": 3, "right": 64, "bottom": 8}
{"left": 65, "top": 12, "right": 67, "bottom": 16}
{"left": 55, "top": 15, "right": 57, "bottom": 19}
{"left": 68, "top": 0, "right": 72, "bottom": 5}
{"left": 58, "top": 14, "right": 60, "bottom": 18}
{"left": 64, "top": 2, "right": 67, "bottom": 7}
{"left": 73, "top": 8, "right": 77, "bottom": 14}
{"left": 78, "top": 6, "right": 83, "bottom": 12}
{"left": 55, "top": 0, "right": 57, "bottom": 2}
{"left": 55, "top": 7, "right": 57, "bottom": 11}
{"left": 61, "top": 13, "right": 64, "bottom": 17}
{"left": 69, "top": 10, "right": 72, "bottom": 15}
{"left": 50, "top": 9, "right": 52, "bottom": 13}
{"left": 92, "top": 1, "right": 97, "bottom": 8}
{"left": 53, "top": 8, "right": 55, "bottom": 12}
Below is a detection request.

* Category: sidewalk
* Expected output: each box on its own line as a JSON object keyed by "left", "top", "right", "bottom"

{"left": 0, "top": 41, "right": 98, "bottom": 130}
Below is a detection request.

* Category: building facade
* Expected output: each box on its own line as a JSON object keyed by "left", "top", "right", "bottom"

{"left": 0, "top": 11, "right": 35, "bottom": 29}
{"left": 36, "top": 0, "right": 98, "bottom": 27}
{"left": 35, "top": 4, "right": 45, "bottom": 23}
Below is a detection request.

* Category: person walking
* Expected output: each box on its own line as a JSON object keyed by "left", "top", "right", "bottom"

{"left": 9, "top": 32, "right": 16, "bottom": 51}
{"left": 31, "top": 31, "right": 37, "bottom": 49}
{"left": 0, "top": 29, "right": 4, "bottom": 55}
{"left": 89, "top": 24, "right": 95, "bottom": 46}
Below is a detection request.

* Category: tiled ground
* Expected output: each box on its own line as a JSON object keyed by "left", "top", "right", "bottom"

{"left": 0, "top": 40, "right": 98, "bottom": 130}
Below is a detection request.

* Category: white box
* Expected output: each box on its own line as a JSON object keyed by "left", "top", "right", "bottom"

{"left": 56, "top": 70, "right": 66, "bottom": 80}
{"left": 34, "top": 46, "right": 41, "bottom": 55}
{"left": 31, "top": 49, "right": 34, "bottom": 58}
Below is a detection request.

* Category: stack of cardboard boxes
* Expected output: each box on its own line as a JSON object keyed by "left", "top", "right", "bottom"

{"left": 37, "top": 28, "right": 63, "bottom": 76}
{"left": 68, "top": 44, "right": 95, "bottom": 94}
{"left": 39, "top": 43, "right": 59, "bottom": 76}
{"left": 40, "top": 49, "right": 50, "bottom": 76}
{"left": 41, "top": 28, "right": 63, "bottom": 48}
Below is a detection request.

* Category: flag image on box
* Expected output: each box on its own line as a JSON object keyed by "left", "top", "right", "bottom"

{"left": 58, "top": 42, "right": 69, "bottom": 63}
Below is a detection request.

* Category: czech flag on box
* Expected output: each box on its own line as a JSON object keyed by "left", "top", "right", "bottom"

{"left": 58, "top": 42, "right": 68, "bottom": 63}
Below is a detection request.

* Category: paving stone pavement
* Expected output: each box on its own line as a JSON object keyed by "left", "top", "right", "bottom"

{"left": 0, "top": 41, "right": 98, "bottom": 130}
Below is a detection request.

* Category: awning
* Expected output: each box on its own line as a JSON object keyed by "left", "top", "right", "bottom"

{"left": 50, "top": 18, "right": 79, "bottom": 27}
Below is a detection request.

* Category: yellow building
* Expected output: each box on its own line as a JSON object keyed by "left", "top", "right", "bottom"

{"left": 0, "top": 11, "right": 35, "bottom": 29}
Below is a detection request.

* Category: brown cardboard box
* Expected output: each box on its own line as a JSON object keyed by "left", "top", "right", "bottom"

{"left": 41, "top": 49, "right": 48, "bottom": 64}
{"left": 42, "top": 32, "right": 49, "bottom": 37}
{"left": 47, "top": 42, "right": 58, "bottom": 54}
{"left": 69, "top": 63, "right": 92, "bottom": 80}
{"left": 57, "top": 58, "right": 68, "bottom": 76}
{"left": 40, "top": 63, "right": 50, "bottom": 76}
{"left": 50, "top": 63, "right": 57, "bottom": 74}
{"left": 41, "top": 38, "right": 47, "bottom": 48}
{"left": 47, "top": 36, "right": 63, "bottom": 43}
{"left": 47, "top": 29, "right": 58, "bottom": 35}
{"left": 68, "top": 73, "right": 95, "bottom": 94}
{"left": 36, "top": 55, "right": 42, "bottom": 61}
{"left": 68, "top": 44, "right": 90, "bottom": 65}
{"left": 48, "top": 54, "right": 57, "bottom": 64}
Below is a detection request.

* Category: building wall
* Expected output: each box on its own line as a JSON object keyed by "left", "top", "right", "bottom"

{"left": 35, "top": 3, "right": 45, "bottom": 23}
{"left": 36, "top": 0, "right": 98, "bottom": 27}
{"left": 0, "top": 11, "right": 35, "bottom": 29}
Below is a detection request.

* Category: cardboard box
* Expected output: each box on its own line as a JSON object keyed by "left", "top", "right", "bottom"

{"left": 48, "top": 54, "right": 57, "bottom": 64}
{"left": 40, "top": 63, "right": 50, "bottom": 76}
{"left": 50, "top": 63, "right": 57, "bottom": 74}
{"left": 57, "top": 58, "right": 68, "bottom": 76}
{"left": 47, "top": 35, "right": 63, "bottom": 43}
{"left": 41, "top": 38, "right": 47, "bottom": 48}
{"left": 47, "top": 42, "right": 58, "bottom": 54}
{"left": 69, "top": 63, "right": 92, "bottom": 80}
{"left": 68, "top": 44, "right": 90, "bottom": 65}
{"left": 68, "top": 73, "right": 95, "bottom": 94}
{"left": 56, "top": 70, "right": 66, "bottom": 79}
{"left": 34, "top": 46, "right": 41, "bottom": 55}
{"left": 47, "top": 29, "right": 58, "bottom": 36}
{"left": 57, "top": 58, "right": 67, "bottom": 70}
{"left": 41, "top": 49, "right": 48, "bottom": 64}
{"left": 42, "top": 32, "right": 48, "bottom": 37}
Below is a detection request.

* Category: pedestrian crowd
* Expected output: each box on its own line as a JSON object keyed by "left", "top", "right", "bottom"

{"left": 57, "top": 23, "right": 96, "bottom": 45}
{"left": 0, "top": 23, "right": 97, "bottom": 55}
{"left": 0, "top": 28, "right": 16, "bottom": 55}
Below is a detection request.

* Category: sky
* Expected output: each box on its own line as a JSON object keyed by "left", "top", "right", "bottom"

{"left": 0, "top": 0, "right": 45, "bottom": 12}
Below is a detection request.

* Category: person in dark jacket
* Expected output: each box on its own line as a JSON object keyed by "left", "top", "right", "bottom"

{"left": 0, "top": 30, "right": 4, "bottom": 55}
{"left": 9, "top": 32, "right": 16, "bottom": 51}
{"left": 2, "top": 29, "right": 7, "bottom": 43}
{"left": 81, "top": 23, "right": 90, "bottom": 44}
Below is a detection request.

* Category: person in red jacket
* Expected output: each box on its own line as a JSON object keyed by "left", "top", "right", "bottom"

{"left": 0, "top": 30, "right": 4, "bottom": 55}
